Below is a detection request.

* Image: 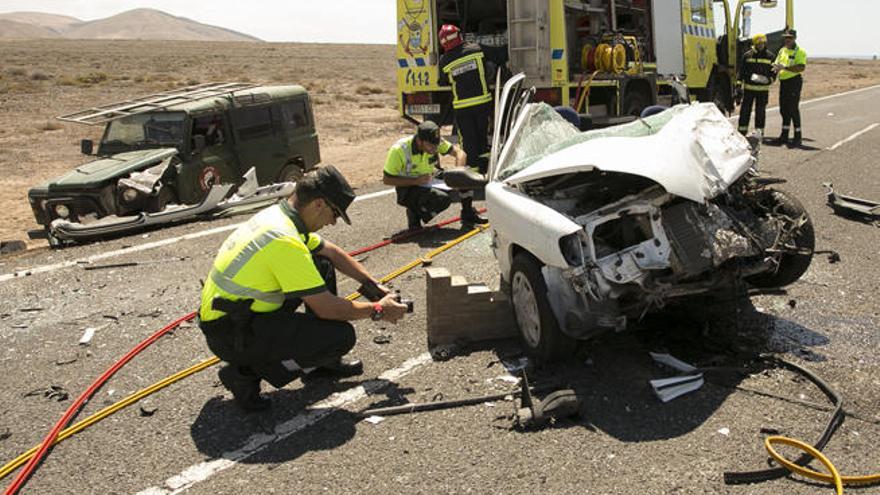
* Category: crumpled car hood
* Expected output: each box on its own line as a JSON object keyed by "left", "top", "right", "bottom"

{"left": 504, "top": 103, "right": 754, "bottom": 203}
{"left": 46, "top": 148, "right": 178, "bottom": 191}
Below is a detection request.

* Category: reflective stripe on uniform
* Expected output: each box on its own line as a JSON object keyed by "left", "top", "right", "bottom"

{"left": 442, "top": 52, "right": 491, "bottom": 109}
{"left": 403, "top": 139, "right": 414, "bottom": 176}
{"left": 743, "top": 83, "right": 771, "bottom": 92}
{"left": 224, "top": 228, "right": 291, "bottom": 278}
{"left": 746, "top": 58, "right": 773, "bottom": 64}
{"left": 209, "top": 268, "right": 285, "bottom": 305}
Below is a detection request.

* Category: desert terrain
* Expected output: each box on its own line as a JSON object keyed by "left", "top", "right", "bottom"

{"left": 1, "top": 39, "right": 879, "bottom": 244}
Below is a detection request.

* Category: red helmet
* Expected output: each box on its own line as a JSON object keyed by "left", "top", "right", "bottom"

{"left": 439, "top": 24, "right": 463, "bottom": 52}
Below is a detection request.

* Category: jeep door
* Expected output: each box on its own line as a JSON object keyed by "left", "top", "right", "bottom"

{"left": 178, "top": 112, "right": 240, "bottom": 204}
{"left": 231, "top": 104, "right": 286, "bottom": 185}
{"left": 279, "top": 96, "right": 321, "bottom": 178}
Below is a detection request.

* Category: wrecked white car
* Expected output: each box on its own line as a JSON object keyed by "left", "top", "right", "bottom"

{"left": 487, "top": 74, "right": 814, "bottom": 360}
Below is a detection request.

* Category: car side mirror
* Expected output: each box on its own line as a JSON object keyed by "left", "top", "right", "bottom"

{"left": 80, "top": 139, "right": 94, "bottom": 155}
{"left": 193, "top": 135, "right": 206, "bottom": 154}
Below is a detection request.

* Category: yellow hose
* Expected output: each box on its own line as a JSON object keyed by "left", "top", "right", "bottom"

{"left": 0, "top": 224, "right": 488, "bottom": 481}
{"left": 764, "top": 436, "right": 880, "bottom": 494}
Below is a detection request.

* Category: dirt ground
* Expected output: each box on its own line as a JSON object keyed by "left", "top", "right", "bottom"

{"left": 1, "top": 40, "right": 879, "bottom": 244}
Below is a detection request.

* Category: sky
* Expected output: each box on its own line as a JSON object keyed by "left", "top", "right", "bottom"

{"left": 0, "top": 0, "right": 877, "bottom": 57}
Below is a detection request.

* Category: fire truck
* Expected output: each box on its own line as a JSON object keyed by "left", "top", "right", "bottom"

{"left": 396, "top": 0, "right": 793, "bottom": 126}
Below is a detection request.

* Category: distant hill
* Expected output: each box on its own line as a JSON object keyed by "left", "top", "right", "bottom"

{"left": 0, "top": 12, "right": 80, "bottom": 33}
{"left": 0, "top": 8, "right": 260, "bottom": 42}
{"left": 0, "top": 18, "right": 63, "bottom": 39}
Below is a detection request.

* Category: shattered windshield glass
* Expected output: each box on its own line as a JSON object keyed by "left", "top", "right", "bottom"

{"left": 103, "top": 112, "right": 186, "bottom": 148}
{"left": 496, "top": 103, "right": 682, "bottom": 181}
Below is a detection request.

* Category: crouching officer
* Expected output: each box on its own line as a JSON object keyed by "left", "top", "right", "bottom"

{"left": 736, "top": 33, "right": 775, "bottom": 138}
{"left": 199, "top": 165, "right": 408, "bottom": 411}
{"left": 383, "top": 120, "right": 487, "bottom": 230}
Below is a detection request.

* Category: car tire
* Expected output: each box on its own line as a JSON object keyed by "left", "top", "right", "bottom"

{"left": 148, "top": 185, "right": 178, "bottom": 212}
{"left": 277, "top": 163, "right": 304, "bottom": 184}
{"left": 510, "top": 253, "right": 577, "bottom": 362}
{"left": 747, "top": 189, "right": 815, "bottom": 288}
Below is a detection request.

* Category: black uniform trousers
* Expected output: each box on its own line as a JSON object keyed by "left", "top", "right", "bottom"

{"left": 737, "top": 89, "right": 769, "bottom": 133}
{"left": 455, "top": 103, "right": 491, "bottom": 174}
{"left": 396, "top": 185, "right": 452, "bottom": 224}
{"left": 779, "top": 76, "right": 803, "bottom": 133}
{"left": 199, "top": 256, "right": 355, "bottom": 388}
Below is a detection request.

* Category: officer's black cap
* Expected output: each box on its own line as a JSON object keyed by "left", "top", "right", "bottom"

{"left": 783, "top": 29, "right": 797, "bottom": 38}
{"left": 315, "top": 165, "right": 355, "bottom": 224}
{"left": 416, "top": 120, "right": 441, "bottom": 145}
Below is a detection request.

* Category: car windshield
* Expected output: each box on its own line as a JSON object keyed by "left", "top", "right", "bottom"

{"left": 103, "top": 112, "right": 186, "bottom": 148}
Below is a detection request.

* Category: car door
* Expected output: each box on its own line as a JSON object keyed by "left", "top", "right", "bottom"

{"left": 488, "top": 72, "right": 527, "bottom": 182}
{"left": 231, "top": 103, "right": 285, "bottom": 185}
{"left": 178, "top": 112, "right": 240, "bottom": 204}
{"left": 279, "top": 97, "right": 321, "bottom": 175}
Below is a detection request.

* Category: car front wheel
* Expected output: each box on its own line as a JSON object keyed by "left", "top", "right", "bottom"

{"left": 510, "top": 253, "right": 576, "bottom": 362}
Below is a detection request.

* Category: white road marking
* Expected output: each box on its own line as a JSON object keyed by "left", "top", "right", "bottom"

{"left": 0, "top": 188, "right": 394, "bottom": 284}
{"left": 136, "top": 352, "right": 433, "bottom": 495}
{"left": 728, "top": 83, "right": 880, "bottom": 120}
{"left": 827, "top": 123, "right": 879, "bottom": 151}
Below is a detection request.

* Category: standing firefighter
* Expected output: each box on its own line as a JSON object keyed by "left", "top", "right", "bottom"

{"left": 438, "top": 24, "right": 494, "bottom": 176}
{"left": 199, "top": 166, "right": 408, "bottom": 412}
{"left": 736, "top": 33, "right": 775, "bottom": 138}
{"left": 772, "top": 29, "right": 807, "bottom": 146}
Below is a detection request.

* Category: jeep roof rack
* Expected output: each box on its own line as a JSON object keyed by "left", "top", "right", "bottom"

{"left": 57, "top": 82, "right": 259, "bottom": 126}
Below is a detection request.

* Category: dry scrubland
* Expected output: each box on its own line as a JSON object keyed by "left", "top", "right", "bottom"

{"left": 1, "top": 39, "right": 879, "bottom": 243}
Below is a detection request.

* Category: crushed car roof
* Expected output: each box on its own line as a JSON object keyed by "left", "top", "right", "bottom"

{"left": 502, "top": 103, "right": 755, "bottom": 203}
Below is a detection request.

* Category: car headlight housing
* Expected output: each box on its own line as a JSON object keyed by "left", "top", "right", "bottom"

{"left": 121, "top": 188, "right": 139, "bottom": 203}
{"left": 54, "top": 204, "right": 70, "bottom": 218}
{"left": 559, "top": 232, "right": 585, "bottom": 267}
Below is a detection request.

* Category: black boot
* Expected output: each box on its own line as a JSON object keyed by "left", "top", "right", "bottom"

{"left": 218, "top": 365, "right": 271, "bottom": 412}
{"left": 406, "top": 208, "right": 421, "bottom": 231}
{"left": 790, "top": 131, "right": 802, "bottom": 147}
{"left": 460, "top": 198, "right": 488, "bottom": 226}
{"left": 770, "top": 131, "right": 789, "bottom": 146}
{"left": 303, "top": 356, "right": 364, "bottom": 382}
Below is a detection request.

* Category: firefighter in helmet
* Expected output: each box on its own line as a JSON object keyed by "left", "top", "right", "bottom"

{"left": 736, "top": 33, "right": 776, "bottom": 139}
{"left": 437, "top": 24, "right": 493, "bottom": 225}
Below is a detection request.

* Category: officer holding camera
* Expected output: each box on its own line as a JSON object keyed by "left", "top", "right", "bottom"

{"left": 198, "top": 166, "right": 409, "bottom": 412}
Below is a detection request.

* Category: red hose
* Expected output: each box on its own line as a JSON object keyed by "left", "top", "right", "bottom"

{"left": 349, "top": 208, "right": 485, "bottom": 257}
{"left": 4, "top": 208, "right": 483, "bottom": 493}
{"left": 4, "top": 312, "right": 196, "bottom": 495}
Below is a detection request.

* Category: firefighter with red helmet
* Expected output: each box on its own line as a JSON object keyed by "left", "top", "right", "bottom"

{"left": 438, "top": 24, "right": 493, "bottom": 224}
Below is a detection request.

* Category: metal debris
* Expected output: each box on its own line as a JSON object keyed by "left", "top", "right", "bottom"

{"left": 139, "top": 405, "right": 158, "bottom": 417}
{"left": 824, "top": 183, "right": 880, "bottom": 223}
{"left": 18, "top": 307, "right": 44, "bottom": 313}
{"left": 373, "top": 334, "right": 392, "bottom": 345}
{"left": 24, "top": 385, "right": 69, "bottom": 402}
{"left": 363, "top": 415, "right": 385, "bottom": 425}
{"left": 54, "top": 354, "right": 78, "bottom": 366}
{"left": 515, "top": 370, "right": 582, "bottom": 429}
{"left": 79, "top": 327, "right": 97, "bottom": 345}
{"left": 649, "top": 352, "right": 705, "bottom": 402}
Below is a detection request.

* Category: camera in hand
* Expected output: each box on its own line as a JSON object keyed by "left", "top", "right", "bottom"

{"left": 358, "top": 281, "right": 414, "bottom": 313}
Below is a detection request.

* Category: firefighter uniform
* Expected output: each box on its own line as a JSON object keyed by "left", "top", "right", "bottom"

{"left": 774, "top": 32, "right": 807, "bottom": 145}
{"left": 439, "top": 41, "right": 494, "bottom": 174}
{"left": 383, "top": 134, "right": 453, "bottom": 227}
{"left": 737, "top": 43, "right": 776, "bottom": 137}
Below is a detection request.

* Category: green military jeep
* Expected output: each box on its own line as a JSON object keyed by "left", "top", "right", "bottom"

{"left": 28, "top": 83, "right": 320, "bottom": 242}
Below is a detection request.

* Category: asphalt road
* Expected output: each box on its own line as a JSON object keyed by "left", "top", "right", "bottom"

{"left": 1, "top": 86, "right": 879, "bottom": 494}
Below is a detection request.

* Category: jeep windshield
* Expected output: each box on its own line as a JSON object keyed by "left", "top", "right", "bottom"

{"left": 99, "top": 112, "right": 186, "bottom": 155}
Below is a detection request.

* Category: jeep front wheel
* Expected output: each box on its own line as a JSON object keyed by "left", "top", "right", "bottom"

{"left": 277, "top": 164, "right": 303, "bottom": 184}
{"left": 510, "top": 253, "right": 576, "bottom": 362}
